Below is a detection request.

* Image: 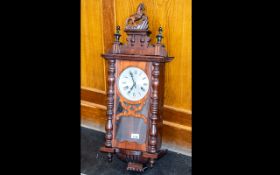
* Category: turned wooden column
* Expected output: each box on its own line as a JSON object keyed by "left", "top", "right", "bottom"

{"left": 148, "top": 62, "right": 160, "bottom": 167}
{"left": 105, "top": 59, "right": 116, "bottom": 148}
{"left": 149, "top": 62, "right": 160, "bottom": 153}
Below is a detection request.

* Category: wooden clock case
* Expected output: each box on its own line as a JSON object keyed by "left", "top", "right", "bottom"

{"left": 99, "top": 3, "right": 173, "bottom": 172}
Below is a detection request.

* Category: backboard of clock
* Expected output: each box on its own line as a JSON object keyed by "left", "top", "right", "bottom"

{"left": 100, "top": 3, "right": 173, "bottom": 172}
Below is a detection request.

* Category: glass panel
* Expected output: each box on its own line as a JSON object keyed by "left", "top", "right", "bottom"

{"left": 116, "top": 117, "right": 147, "bottom": 144}
{"left": 115, "top": 95, "right": 149, "bottom": 144}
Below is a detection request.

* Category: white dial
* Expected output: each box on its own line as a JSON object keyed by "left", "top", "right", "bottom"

{"left": 117, "top": 67, "right": 149, "bottom": 101}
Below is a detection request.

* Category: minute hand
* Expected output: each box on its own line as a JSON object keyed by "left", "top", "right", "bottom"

{"left": 128, "top": 72, "right": 136, "bottom": 93}
{"left": 130, "top": 72, "right": 135, "bottom": 84}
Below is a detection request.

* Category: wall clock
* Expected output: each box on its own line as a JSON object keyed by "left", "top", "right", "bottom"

{"left": 100, "top": 3, "right": 174, "bottom": 172}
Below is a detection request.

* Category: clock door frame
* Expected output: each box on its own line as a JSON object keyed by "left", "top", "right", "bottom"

{"left": 112, "top": 60, "right": 152, "bottom": 151}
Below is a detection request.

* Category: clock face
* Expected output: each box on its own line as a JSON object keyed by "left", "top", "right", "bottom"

{"left": 118, "top": 67, "right": 149, "bottom": 101}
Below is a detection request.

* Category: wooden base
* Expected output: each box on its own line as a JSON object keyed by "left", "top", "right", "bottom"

{"left": 100, "top": 146, "right": 167, "bottom": 172}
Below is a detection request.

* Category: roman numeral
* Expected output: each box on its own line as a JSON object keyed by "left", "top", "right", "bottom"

{"left": 141, "top": 87, "right": 145, "bottom": 91}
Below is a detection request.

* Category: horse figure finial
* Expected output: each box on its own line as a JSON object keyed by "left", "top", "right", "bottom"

{"left": 125, "top": 3, "right": 148, "bottom": 30}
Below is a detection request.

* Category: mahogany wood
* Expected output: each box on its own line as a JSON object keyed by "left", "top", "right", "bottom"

{"left": 105, "top": 60, "right": 115, "bottom": 148}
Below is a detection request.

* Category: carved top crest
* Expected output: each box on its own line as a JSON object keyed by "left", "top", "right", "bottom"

{"left": 125, "top": 3, "right": 148, "bottom": 30}
{"left": 101, "top": 3, "right": 174, "bottom": 62}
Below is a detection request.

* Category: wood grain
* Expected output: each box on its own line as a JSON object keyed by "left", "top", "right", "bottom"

{"left": 101, "top": 0, "right": 115, "bottom": 92}
{"left": 81, "top": 0, "right": 106, "bottom": 90}
{"left": 101, "top": 0, "right": 115, "bottom": 53}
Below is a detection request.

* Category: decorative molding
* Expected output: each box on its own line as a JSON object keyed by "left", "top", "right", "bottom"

{"left": 163, "top": 105, "right": 192, "bottom": 115}
{"left": 162, "top": 121, "right": 191, "bottom": 131}
{"left": 81, "top": 87, "right": 106, "bottom": 106}
{"left": 81, "top": 86, "right": 106, "bottom": 94}
{"left": 81, "top": 100, "right": 106, "bottom": 110}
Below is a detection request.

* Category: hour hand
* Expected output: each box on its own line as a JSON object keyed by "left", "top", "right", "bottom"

{"left": 128, "top": 84, "right": 134, "bottom": 94}
{"left": 132, "top": 81, "right": 136, "bottom": 89}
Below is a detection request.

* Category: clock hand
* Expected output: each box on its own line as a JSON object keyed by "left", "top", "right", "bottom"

{"left": 128, "top": 85, "right": 133, "bottom": 94}
{"left": 128, "top": 82, "right": 135, "bottom": 94}
{"left": 129, "top": 72, "right": 136, "bottom": 84}
{"left": 128, "top": 82, "right": 137, "bottom": 94}
{"left": 128, "top": 72, "right": 137, "bottom": 93}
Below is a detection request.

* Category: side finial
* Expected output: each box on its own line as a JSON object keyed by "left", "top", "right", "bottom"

{"left": 156, "top": 27, "right": 163, "bottom": 44}
{"left": 114, "top": 25, "right": 121, "bottom": 42}
{"left": 116, "top": 25, "right": 120, "bottom": 34}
